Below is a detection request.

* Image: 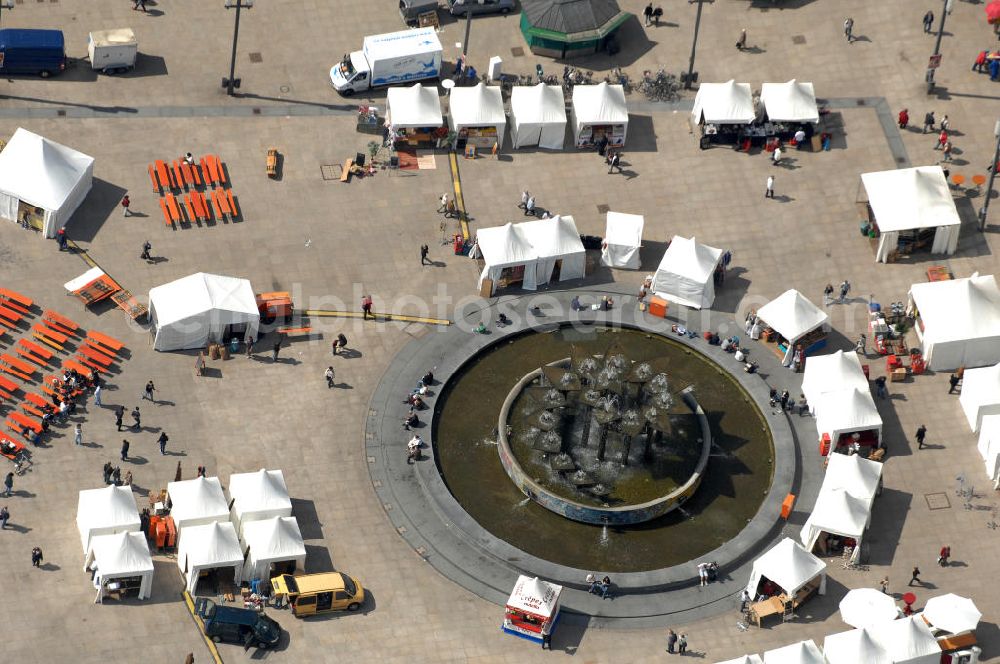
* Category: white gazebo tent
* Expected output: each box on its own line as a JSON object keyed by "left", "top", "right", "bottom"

{"left": 521, "top": 215, "right": 586, "bottom": 286}
{"left": 960, "top": 362, "right": 1000, "bottom": 431}
{"left": 652, "top": 236, "right": 723, "bottom": 309}
{"left": 149, "top": 273, "right": 261, "bottom": 351}
{"left": 801, "top": 350, "right": 869, "bottom": 413}
{"left": 228, "top": 469, "right": 292, "bottom": 537}
{"left": 822, "top": 453, "right": 883, "bottom": 506}
{"left": 718, "top": 657, "right": 764, "bottom": 664}
{"left": 240, "top": 516, "right": 306, "bottom": 583}
{"left": 510, "top": 83, "right": 566, "bottom": 150}
{"left": 759, "top": 80, "right": 819, "bottom": 124}
{"left": 476, "top": 222, "right": 538, "bottom": 295}
{"left": 755, "top": 289, "right": 829, "bottom": 365}
{"left": 762, "top": 640, "right": 825, "bottom": 664}
{"left": 872, "top": 616, "right": 941, "bottom": 664}
{"left": 449, "top": 82, "right": 506, "bottom": 150}
{"left": 691, "top": 80, "right": 755, "bottom": 125}
{"left": 176, "top": 521, "right": 244, "bottom": 594}
{"left": 977, "top": 414, "right": 1000, "bottom": 488}
{"left": 0, "top": 127, "right": 94, "bottom": 238}
{"left": 570, "top": 83, "right": 628, "bottom": 148}
{"left": 814, "top": 388, "right": 883, "bottom": 449}
{"left": 860, "top": 166, "right": 961, "bottom": 263}
{"left": 745, "top": 537, "right": 827, "bottom": 602}
{"left": 800, "top": 487, "right": 871, "bottom": 561}
{"left": 85, "top": 531, "right": 154, "bottom": 601}
{"left": 76, "top": 485, "right": 141, "bottom": 553}
{"left": 167, "top": 476, "right": 230, "bottom": 535}
{"left": 600, "top": 211, "right": 644, "bottom": 269}
{"left": 908, "top": 273, "right": 1000, "bottom": 371}
{"left": 823, "top": 628, "right": 891, "bottom": 664}
{"left": 385, "top": 83, "right": 443, "bottom": 130}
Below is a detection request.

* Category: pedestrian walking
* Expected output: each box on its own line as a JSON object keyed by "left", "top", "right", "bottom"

{"left": 31, "top": 546, "right": 43, "bottom": 567}
{"left": 823, "top": 283, "right": 834, "bottom": 306}
{"left": 916, "top": 424, "right": 927, "bottom": 449}
{"left": 643, "top": 2, "right": 653, "bottom": 26}
{"left": 246, "top": 336, "right": 254, "bottom": 358}
{"left": 519, "top": 190, "right": 530, "bottom": 209}
{"left": 420, "top": 244, "right": 430, "bottom": 265}
{"left": 140, "top": 240, "right": 151, "bottom": 260}
{"left": 838, "top": 279, "right": 851, "bottom": 303}
{"left": 2, "top": 472, "right": 12, "bottom": 497}
{"left": 57, "top": 228, "right": 68, "bottom": 251}
{"left": 736, "top": 28, "right": 747, "bottom": 51}
{"left": 131, "top": 406, "right": 141, "bottom": 431}
{"left": 935, "top": 129, "right": 947, "bottom": 149}
{"left": 120, "top": 439, "right": 129, "bottom": 461}
{"left": 111, "top": 466, "right": 121, "bottom": 485}
{"left": 875, "top": 375, "right": 888, "bottom": 399}
{"left": 940, "top": 115, "right": 949, "bottom": 132}
{"left": 923, "top": 111, "right": 935, "bottom": 133}
{"left": 855, "top": 333, "right": 867, "bottom": 355}
{"left": 272, "top": 341, "right": 281, "bottom": 362}
{"left": 942, "top": 141, "right": 953, "bottom": 162}
{"left": 652, "top": 6, "right": 662, "bottom": 26}
{"left": 595, "top": 134, "right": 609, "bottom": 157}
{"left": 879, "top": 576, "right": 889, "bottom": 594}
{"left": 332, "top": 332, "right": 348, "bottom": 355}
{"left": 844, "top": 17, "right": 854, "bottom": 42}
{"left": 362, "top": 295, "right": 374, "bottom": 319}
{"left": 74, "top": 423, "right": 83, "bottom": 446}
{"left": 196, "top": 465, "right": 206, "bottom": 478}
{"left": 103, "top": 462, "right": 113, "bottom": 485}
{"left": 114, "top": 405, "right": 124, "bottom": 431}
{"left": 607, "top": 151, "right": 622, "bottom": 174}
{"left": 909, "top": 566, "right": 921, "bottom": 586}
{"left": 93, "top": 384, "right": 102, "bottom": 407}
{"left": 772, "top": 145, "right": 782, "bottom": 165}
{"left": 121, "top": 194, "right": 131, "bottom": 217}
{"left": 325, "top": 366, "right": 335, "bottom": 388}
{"left": 123, "top": 470, "right": 132, "bottom": 486}
{"left": 133, "top": 0, "right": 147, "bottom": 11}
{"left": 143, "top": 380, "right": 156, "bottom": 402}
{"left": 678, "top": 635, "right": 688, "bottom": 654}
{"left": 938, "top": 545, "right": 951, "bottom": 566}
{"left": 923, "top": 10, "right": 934, "bottom": 33}
{"left": 666, "top": 629, "right": 678, "bottom": 653}
{"left": 158, "top": 431, "right": 169, "bottom": 456}
{"left": 0, "top": 505, "right": 8, "bottom": 529}
{"left": 438, "top": 193, "right": 449, "bottom": 213}
{"left": 765, "top": 175, "right": 775, "bottom": 198}
{"left": 898, "top": 108, "right": 909, "bottom": 129}
{"left": 524, "top": 196, "right": 535, "bottom": 216}
{"left": 739, "top": 589, "right": 751, "bottom": 612}
{"left": 949, "top": 373, "right": 960, "bottom": 393}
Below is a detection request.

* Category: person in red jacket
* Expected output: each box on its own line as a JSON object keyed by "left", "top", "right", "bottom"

{"left": 974, "top": 50, "right": 988, "bottom": 73}
{"left": 898, "top": 108, "right": 909, "bottom": 129}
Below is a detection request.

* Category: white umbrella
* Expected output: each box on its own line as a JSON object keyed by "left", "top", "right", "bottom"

{"left": 839, "top": 588, "right": 898, "bottom": 628}
{"left": 923, "top": 593, "right": 982, "bottom": 634}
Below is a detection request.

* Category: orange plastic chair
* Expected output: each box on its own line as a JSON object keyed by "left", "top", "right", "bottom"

{"left": 951, "top": 174, "right": 965, "bottom": 188}
{"left": 972, "top": 174, "right": 987, "bottom": 190}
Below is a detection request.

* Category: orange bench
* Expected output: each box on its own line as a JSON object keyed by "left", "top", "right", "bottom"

{"left": 0, "top": 316, "right": 13, "bottom": 330}
{"left": 62, "top": 359, "right": 95, "bottom": 376}
{"left": 937, "top": 632, "right": 977, "bottom": 651}
{"left": 15, "top": 347, "right": 48, "bottom": 367}
{"left": 171, "top": 160, "right": 183, "bottom": 190}
{"left": 0, "top": 375, "right": 18, "bottom": 394}
{"left": 159, "top": 199, "right": 173, "bottom": 227}
{"left": 165, "top": 194, "right": 181, "bottom": 223}
{"left": 0, "top": 297, "right": 30, "bottom": 316}
{"left": 227, "top": 190, "right": 238, "bottom": 220}
{"left": 34, "top": 324, "right": 67, "bottom": 344}
{"left": 183, "top": 195, "right": 196, "bottom": 224}
{"left": 214, "top": 156, "right": 227, "bottom": 185}
{"left": 19, "top": 340, "right": 52, "bottom": 360}
{"left": 78, "top": 346, "right": 112, "bottom": 368}
{"left": 154, "top": 160, "right": 171, "bottom": 190}
{"left": 0, "top": 354, "right": 35, "bottom": 379}
{"left": 24, "top": 393, "right": 54, "bottom": 413}
{"left": 81, "top": 342, "right": 115, "bottom": 364}
{"left": 44, "top": 311, "right": 80, "bottom": 334}
{"left": 21, "top": 402, "right": 47, "bottom": 418}
{"left": 278, "top": 326, "right": 313, "bottom": 337}
{"left": 0, "top": 288, "right": 32, "bottom": 309}
{"left": 7, "top": 411, "right": 41, "bottom": 434}
{"left": 0, "top": 305, "right": 23, "bottom": 323}
{"left": 200, "top": 157, "right": 214, "bottom": 186}
{"left": 180, "top": 160, "right": 195, "bottom": 188}
{"left": 148, "top": 164, "right": 161, "bottom": 193}
{"left": 88, "top": 331, "right": 124, "bottom": 354}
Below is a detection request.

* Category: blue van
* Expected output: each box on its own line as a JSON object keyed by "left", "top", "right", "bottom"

{"left": 0, "top": 29, "right": 66, "bottom": 77}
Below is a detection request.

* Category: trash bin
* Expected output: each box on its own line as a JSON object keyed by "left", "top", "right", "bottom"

{"left": 229, "top": 337, "right": 240, "bottom": 354}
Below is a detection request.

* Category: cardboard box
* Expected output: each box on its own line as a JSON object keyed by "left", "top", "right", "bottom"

{"left": 890, "top": 367, "right": 907, "bottom": 382}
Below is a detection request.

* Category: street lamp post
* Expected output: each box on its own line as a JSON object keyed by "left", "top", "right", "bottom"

{"left": 926, "top": 0, "right": 949, "bottom": 94}
{"left": 223, "top": 0, "right": 253, "bottom": 96}
{"left": 978, "top": 119, "right": 1000, "bottom": 232}
{"left": 684, "top": 0, "right": 713, "bottom": 90}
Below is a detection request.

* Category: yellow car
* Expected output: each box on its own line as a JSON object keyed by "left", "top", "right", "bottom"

{"left": 271, "top": 572, "right": 366, "bottom": 617}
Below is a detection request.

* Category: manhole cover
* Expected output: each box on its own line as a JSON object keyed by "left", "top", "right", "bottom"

{"left": 252, "top": 107, "right": 261, "bottom": 115}
{"left": 856, "top": 99, "right": 867, "bottom": 106}
{"left": 510, "top": 46, "right": 524, "bottom": 57}
{"left": 56, "top": 109, "right": 66, "bottom": 117}
{"left": 792, "top": 35, "right": 806, "bottom": 45}
{"left": 249, "top": 52, "right": 263, "bottom": 63}
{"left": 597, "top": 203, "right": 610, "bottom": 214}
{"left": 925, "top": 492, "right": 951, "bottom": 510}
{"left": 320, "top": 164, "right": 338, "bottom": 180}
{"left": 279, "top": 85, "right": 290, "bottom": 93}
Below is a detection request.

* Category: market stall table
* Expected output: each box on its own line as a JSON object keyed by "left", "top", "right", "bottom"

{"left": 750, "top": 596, "right": 786, "bottom": 627}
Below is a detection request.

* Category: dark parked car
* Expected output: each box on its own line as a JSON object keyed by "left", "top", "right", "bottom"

{"left": 449, "top": 0, "right": 515, "bottom": 16}
{"left": 195, "top": 598, "right": 281, "bottom": 649}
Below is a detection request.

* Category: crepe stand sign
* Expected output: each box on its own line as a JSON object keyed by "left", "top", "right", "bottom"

{"left": 502, "top": 575, "right": 563, "bottom": 644}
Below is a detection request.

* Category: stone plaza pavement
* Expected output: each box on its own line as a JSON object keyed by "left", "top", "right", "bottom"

{"left": 0, "top": 0, "right": 998, "bottom": 662}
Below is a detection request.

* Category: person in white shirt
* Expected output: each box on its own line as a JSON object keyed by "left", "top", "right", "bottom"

{"left": 407, "top": 435, "right": 423, "bottom": 464}
{"left": 772, "top": 146, "right": 781, "bottom": 164}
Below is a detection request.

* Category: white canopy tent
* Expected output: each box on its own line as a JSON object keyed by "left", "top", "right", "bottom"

{"left": 717, "top": 657, "right": 764, "bottom": 664}
{"left": 800, "top": 488, "right": 871, "bottom": 561}
{"left": 762, "top": 640, "right": 825, "bottom": 664}
{"left": 149, "top": 273, "right": 260, "bottom": 352}
{"left": 824, "top": 628, "right": 891, "bottom": 664}
{"left": 449, "top": 83, "right": 506, "bottom": 148}
{"left": 0, "top": 127, "right": 94, "bottom": 238}
{"left": 167, "top": 476, "right": 230, "bottom": 535}
{"left": 908, "top": 273, "right": 1000, "bottom": 371}
{"left": 977, "top": 415, "right": 1000, "bottom": 488}
{"left": 814, "top": 388, "right": 883, "bottom": 448}
{"left": 176, "top": 521, "right": 244, "bottom": 594}
{"left": 85, "top": 531, "right": 154, "bottom": 600}
{"left": 960, "top": 362, "right": 1000, "bottom": 431}
{"left": 385, "top": 83, "right": 443, "bottom": 129}
{"left": 476, "top": 222, "right": 538, "bottom": 295}
{"left": 861, "top": 166, "right": 961, "bottom": 263}
{"left": 570, "top": 83, "right": 628, "bottom": 148}
{"left": 240, "top": 516, "right": 306, "bottom": 583}
{"left": 76, "top": 485, "right": 141, "bottom": 553}
{"left": 822, "top": 453, "right": 883, "bottom": 506}
{"left": 760, "top": 80, "right": 819, "bottom": 123}
{"left": 745, "top": 537, "right": 827, "bottom": 599}
{"left": 652, "top": 236, "right": 723, "bottom": 309}
{"left": 801, "top": 350, "right": 869, "bottom": 413}
{"left": 872, "top": 616, "right": 941, "bottom": 664}
{"left": 755, "top": 290, "right": 829, "bottom": 365}
{"left": 520, "top": 215, "right": 586, "bottom": 286}
{"left": 228, "top": 469, "right": 293, "bottom": 537}
{"left": 600, "top": 211, "right": 643, "bottom": 269}
{"left": 691, "top": 80, "right": 755, "bottom": 125}
{"left": 510, "top": 84, "right": 566, "bottom": 150}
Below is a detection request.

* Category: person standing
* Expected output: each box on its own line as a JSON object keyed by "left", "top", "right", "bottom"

{"left": 93, "top": 383, "right": 102, "bottom": 407}
{"left": 120, "top": 439, "right": 129, "bottom": 462}
{"left": 844, "top": 17, "right": 854, "bottom": 42}
{"left": 772, "top": 145, "right": 782, "bottom": 165}
{"left": 934, "top": 129, "right": 947, "bottom": 149}
{"left": 74, "top": 423, "right": 83, "bottom": 446}
{"left": 140, "top": 241, "right": 151, "bottom": 260}
{"left": 739, "top": 589, "right": 751, "bottom": 612}
{"left": 765, "top": 175, "right": 775, "bottom": 199}
{"left": 940, "top": 115, "right": 950, "bottom": 132}
{"left": 875, "top": 375, "right": 888, "bottom": 399}
{"left": 923, "top": 10, "right": 934, "bottom": 33}
{"left": 114, "top": 405, "right": 124, "bottom": 432}
{"left": 736, "top": 28, "right": 747, "bottom": 51}
{"left": 143, "top": 380, "right": 156, "bottom": 402}
{"left": 131, "top": 406, "right": 141, "bottom": 431}
{"left": 823, "top": 283, "right": 835, "bottom": 306}
{"left": 31, "top": 546, "right": 43, "bottom": 567}
{"left": 332, "top": 332, "right": 348, "bottom": 355}
{"left": 608, "top": 152, "right": 622, "bottom": 174}
{"left": 879, "top": 576, "right": 889, "bottom": 594}
{"left": 362, "top": 295, "right": 373, "bottom": 320}
{"left": 938, "top": 545, "right": 951, "bottom": 566}
{"left": 325, "top": 367, "right": 335, "bottom": 389}
{"left": 678, "top": 634, "right": 688, "bottom": 654}
{"left": 57, "top": 228, "right": 68, "bottom": 251}
{"left": 524, "top": 196, "right": 535, "bottom": 216}
{"left": 909, "top": 566, "right": 921, "bottom": 586}
{"left": 942, "top": 141, "right": 953, "bottom": 162}
{"left": 519, "top": 190, "right": 530, "bottom": 209}
{"left": 103, "top": 462, "right": 113, "bottom": 485}
{"left": 271, "top": 340, "right": 281, "bottom": 362}
{"left": 158, "top": 431, "right": 169, "bottom": 456}
{"left": 898, "top": 108, "right": 909, "bottom": 129}
{"left": 838, "top": 279, "right": 851, "bottom": 303}
{"left": 2, "top": 472, "right": 12, "bottom": 497}
{"left": 643, "top": 2, "right": 653, "bottom": 26}
{"left": 121, "top": 194, "right": 131, "bottom": 217}
{"left": 652, "top": 6, "right": 662, "bottom": 26}
{"left": 438, "top": 193, "right": 449, "bottom": 213}
{"left": 923, "top": 111, "right": 935, "bottom": 133}
{"left": 975, "top": 50, "right": 988, "bottom": 73}
{"left": 245, "top": 336, "right": 254, "bottom": 358}
{"left": 420, "top": 244, "right": 430, "bottom": 266}
{"left": 0, "top": 505, "right": 8, "bottom": 529}
{"left": 916, "top": 424, "right": 927, "bottom": 449}
{"left": 666, "top": 629, "right": 678, "bottom": 654}
{"left": 949, "top": 373, "right": 960, "bottom": 393}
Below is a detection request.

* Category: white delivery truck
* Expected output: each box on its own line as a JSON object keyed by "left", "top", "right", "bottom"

{"left": 330, "top": 27, "right": 442, "bottom": 96}
{"left": 87, "top": 28, "right": 137, "bottom": 74}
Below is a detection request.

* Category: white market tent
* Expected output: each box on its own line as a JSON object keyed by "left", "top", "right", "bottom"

{"left": 506, "top": 575, "right": 562, "bottom": 620}
{"left": 800, "top": 488, "right": 871, "bottom": 561}
{"left": 241, "top": 516, "right": 307, "bottom": 583}
{"left": 449, "top": 82, "right": 506, "bottom": 147}
{"left": 717, "top": 657, "right": 764, "bottom": 664}
{"left": 745, "top": 537, "right": 827, "bottom": 600}
{"left": 149, "top": 272, "right": 260, "bottom": 351}
{"left": 762, "top": 640, "right": 825, "bottom": 664}
{"left": 977, "top": 415, "right": 1000, "bottom": 487}
{"left": 755, "top": 289, "right": 828, "bottom": 364}
{"left": 908, "top": 273, "right": 1000, "bottom": 371}
{"left": 571, "top": 83, "right": 628, "bottom": 148}
{"left": 691, "top": 80, "right": 755, "bottom": 125}
{"left": 822, "top": 453, "right": 883, "bottom": 505}
{"left": 600, "top": 211, "right": 644, "bottom": 269}
{"left": 228, "top": 469, "right": 292, "bottom": 537}
{"left": 477, "top": 222, "right": 538, "bottom": 295}
{"left": 760, "top": 80, "right": 819, "bottom": 123}
{"left": 652, "top": 236, "right": 723, "bottom": 309}
{"left": 861, "top": 166, "right": 961, "bottom": 263}
{"left": 814, "top": 388, "right": 883, "bottom": 448}
{"left": 510, "top": 84, "right": 566, "bottom": 150}
{"left": 176, "top": 521, "right": 244, "bottom": 594}
{"left": 521, "top": 215, "right": 586, "bottom": 286}
{"left": 386, "top": 83, "right": 443, "bottom": 129}
{"left": 0, "top": 128, "right": 94, "bottom": 238}
{"left": 801, "top": 350, "right": 869, "bottom": 413}
{"left": 872, "top": 616, "right": 941, "bottom": 664}
{"left": 823, "top": 628, "right": 891, "bottom": 664}
{"left": 76, "top": 485, "right": 141, "bottom": 553}
{"left": 85, "top": 531, "right": 154, "bottom": 600}
{"left": 960, "top": 362, "right": 1000, "bottom": 431}
{"left": 167, "top": 476, "right": 230, "bottom": 535}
